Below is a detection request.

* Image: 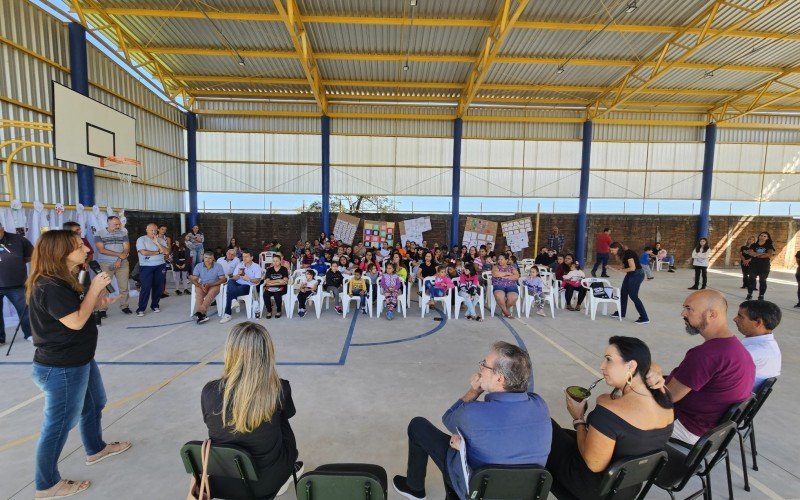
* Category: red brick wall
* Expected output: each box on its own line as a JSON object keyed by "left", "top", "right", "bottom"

{"left": 122, "top": 211, "right": 799, "bottom": 270}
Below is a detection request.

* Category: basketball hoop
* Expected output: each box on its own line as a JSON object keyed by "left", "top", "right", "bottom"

{"left": 101, "top": 156, "right": 140, "bottom": 186}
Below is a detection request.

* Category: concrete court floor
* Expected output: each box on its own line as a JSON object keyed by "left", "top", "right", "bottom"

{"left": 1, "top": 268, "right": 798, "bottom": 500}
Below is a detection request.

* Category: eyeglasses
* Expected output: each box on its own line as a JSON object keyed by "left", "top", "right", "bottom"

{"left": 478, "top": 360, "right": 497, "bottom": 372}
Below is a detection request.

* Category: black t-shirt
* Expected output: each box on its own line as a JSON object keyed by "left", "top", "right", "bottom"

{"left": 740, "top": 245, "right": 751, "bottom": 262}
{"left": 30, "top": 277, "right": 98, "bottom": 367}
{"left": 621, "top": 249, "right": 641, "bottom": 272}
{"left": 748, "top": 242, "right": 774, "bottom": 269}
{"left": 325, "top": 269, "right": 344, "bottom": 288}
{"left": 0, "top": 231, "right": 33, "bottom": 288}
{"left": 419, "top": 262, "right": 437, "bottom": 279}
{"left": 201, "top": 378, "right": 297, "bottom": 493}
{"left": 265, "top": 266, "right": 289, "bottom": 292}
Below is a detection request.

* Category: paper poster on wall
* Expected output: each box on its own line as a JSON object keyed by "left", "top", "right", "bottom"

{"left": 333, "top": 213, "right": 360, "bottom": 245}
{"left": 501, "top": 217, "right": 533, "bottom": 252}
{"left": 462, "top": 217, "right": 497, "bottom": 250}
{"left": 399, "top": 216, "right": 431, "bottom": 247}
{"left": 363, "top": 220, "right": 395, "bottom": 248}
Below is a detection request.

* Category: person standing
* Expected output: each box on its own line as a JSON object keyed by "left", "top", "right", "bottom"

{"left": 186, "top": 224, "right": 205, "bottom": 267}
{"left": 157, "top": 225, "right": 172, "bottom": 298}
{"left": 591, "top": 228, "right": 612, "bottom": 278}
{"left": 27, "top": 230, "right": 131, "bottom": 499}
{"left": 0, "top": 221, "right": 33, "bottom": 344}
{"left": 93, "top": 216, "right": 133, "bottom": 316}
{"left": 609, "top": 242, "right": 649, "bottom": 324}
{"left": 747, "top": 232, "right": 775, "bottom": 301}
{"left": 135, "top": 223, "right": 170, "bottom": 317}
{"left": 547, "top": 226, "right": 565, "bottom": 255}
{"left": 688, "top": 238, "right": 710, "bottom": 290}
{"left": 739, "top": 236, "right": 755, "bottom": 289}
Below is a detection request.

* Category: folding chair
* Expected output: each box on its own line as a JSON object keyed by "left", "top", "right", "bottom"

{"left": 654, "top": 421, "right": 738, "bottom": 500}
{"left": 377, "top": 280, "right": 407, "bottom": 318}
{"left": 719, "top": 396, "right": 757, "bottom": 493}
{"left": 342, "top": 276, "right": 373, "bottom": 318}
{"left": 296, "top": 463, "right": 387, "bottom": 500}
{"left": 598, "top": 450, "right": 668, "bottom": 499}
{"left": 454, "top": 284, "right": 485, "bottom": 319}
{"left": 180, "top": 440, "right": 298, "bottom": 500}
{"left": 734, "top": 378, "right": 777, "bottom": 492}
{"left": 581, "top": 278, "right": 621, "bottom": 320}
{"left": 467, "top": 464, "right": 551, "bottom": 500}
{"left": 420, "top": 276, "right": 451, "bottom": 318}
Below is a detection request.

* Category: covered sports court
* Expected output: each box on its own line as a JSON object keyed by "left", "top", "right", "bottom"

{"left": 2, "top": 0, "right": 800, "bottom": 498}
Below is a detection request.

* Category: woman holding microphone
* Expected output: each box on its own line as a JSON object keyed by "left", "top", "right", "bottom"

{"left": 27, "top": 230, "right": 131, "bottom": 499}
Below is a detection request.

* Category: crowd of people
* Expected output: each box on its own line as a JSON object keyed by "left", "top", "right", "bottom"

{"left": 0, "top": 218, "right": 793, "bottom": 499}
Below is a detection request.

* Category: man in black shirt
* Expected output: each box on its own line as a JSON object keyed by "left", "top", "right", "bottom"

{"left": 0, "top": 221, "right": 33, "bottom": 343}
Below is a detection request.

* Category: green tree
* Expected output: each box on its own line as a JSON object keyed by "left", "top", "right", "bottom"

{"left": 301, "top": 195, "right": 396, "bottom": 213}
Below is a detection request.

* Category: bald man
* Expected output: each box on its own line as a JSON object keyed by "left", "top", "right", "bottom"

{"left": 647, "top": 290, "right": 755, "bottom": 444}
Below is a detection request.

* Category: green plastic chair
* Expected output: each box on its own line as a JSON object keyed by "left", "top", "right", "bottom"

{"left": 295, "top": 463, "right": 387, "bottom": 500}
{"left": 180, "top": 440, "right": 297, "bottom": 500}
{"left": 467, "top": 464, "right": 552, "bottom": 500}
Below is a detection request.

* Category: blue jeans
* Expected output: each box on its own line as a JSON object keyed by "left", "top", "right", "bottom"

{"left": 592, "top": 253, "right": 609, "bottom": 274}
{"left": 460, "top": 292, "right": 480, "bottom": 316}
{"left": 137, "top": 264, "right": 166, "bottom": 313}
{"left": 621, "top": 269, "right": 648, "bottom": 321}
{"left": 224, "top": 281, "right": 252, "bottom": 315}
{"left": 431, "top": 288, "right": 446, "bottom": 298}
{"left": 32, "top": 360, "right": 107, "bottom": 490}
{"left": 352, "top": 289, "right": 367, "bottom": 308}
{"left": 192, "top": 247, "right": 204, "bottom": 267}
{"left": 0, "top": 286, "right": 31, "bottom": 341}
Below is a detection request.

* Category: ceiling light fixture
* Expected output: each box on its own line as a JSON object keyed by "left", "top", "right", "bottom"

{"left": 625, "top": 1, "right": 637, "bottom": 13}
{"left": 410, "top": 0, "right": 417, "bottom": 5}
{"left": 556, "top": 66, "right": 565, "bottom": 74}
{"left": 403, "top": 63, "right": 410, "bottom": 71}
{"left": 238, "top": 60, "right": 245, "bottom": 66}
{"left": 704, "top": 70, "right": 714, "bottom": 78}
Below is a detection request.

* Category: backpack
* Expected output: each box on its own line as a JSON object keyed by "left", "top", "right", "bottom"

{"left": 590, "top": 282, "right": 609, "bottom": 299}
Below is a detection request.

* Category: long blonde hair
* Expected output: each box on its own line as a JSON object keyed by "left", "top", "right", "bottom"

{"left": 221, "top": 322, "right": 283, "bottom": 433}
{"left": 25, "top": 230, "right": 83, "bottom": 303}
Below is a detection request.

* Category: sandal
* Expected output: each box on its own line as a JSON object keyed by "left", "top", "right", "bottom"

{"left": 504, "top": 313, "right": 513, "bottom": 319}
{"left": 275, "top": 313, "right": 281, "bottom": 318}
{"left": 35, "top": 479, "right": 91, "bottom": 499}
{"left": 265, "top": 313, "right": 272, "bottom": 319}
{"left": 85, "top": 441, "right": 132, "bottom": 466}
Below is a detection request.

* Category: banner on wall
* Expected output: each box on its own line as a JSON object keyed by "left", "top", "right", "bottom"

{"left": 398, "top": 216, "right": 431, "bottom": 247}
{"left": 462, "top": 217, "right": 497, "bottom": 250}
{"left": 501, "top": 217, "right": 533, "bottom": 252}
{"left": 333, "top": 213, "right": 360, "bottom": 246}
{"left": 363, "top": 220, "right": 395, "bottom": 248}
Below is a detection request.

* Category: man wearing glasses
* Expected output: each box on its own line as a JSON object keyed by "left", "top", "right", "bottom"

{"left": 393, "top": 342, "right": 551, "bottom": 500}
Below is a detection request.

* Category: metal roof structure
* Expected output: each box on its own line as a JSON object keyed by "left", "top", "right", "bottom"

{"left": 67, "top": 0, "right": 800, "bottom": 123}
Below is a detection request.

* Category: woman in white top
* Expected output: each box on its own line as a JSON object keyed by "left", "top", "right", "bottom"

{"left": 688, "top": 238, "right": 710, "bottom": 290}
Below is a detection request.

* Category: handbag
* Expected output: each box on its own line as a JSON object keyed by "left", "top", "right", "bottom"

{"left": 187, "top": 439, "right": 212, "bottom": 500}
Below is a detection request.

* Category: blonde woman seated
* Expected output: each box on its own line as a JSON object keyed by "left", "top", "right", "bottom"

{"left": 547, "top": 336, "right": 674, "bottom": 500}
{"left": 201, "top": 322, "right": 303, "bottom": 496}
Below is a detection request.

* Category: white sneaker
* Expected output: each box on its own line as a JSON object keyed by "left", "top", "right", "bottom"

{"left": 219, "top": 314, "right": 232, "bottom": 324}
{"left": 26, "top": 337, "right": 34, "bottom": 343}
{"left": 152, "top": 308, "right": 160, "bottom": 313}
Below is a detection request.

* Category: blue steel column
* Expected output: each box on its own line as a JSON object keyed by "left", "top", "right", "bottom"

{"left": 698, "top": 123, "right": 717, "bottom": 239}
{"left": 69, "top": 23, "right": 94, "bottom": 206}
{"left": 575, "top": 120, "right": 593, "bottom": 266}
{"left": 186, "top": 111, "right": 198, "bottom": 227}
{"left": 450, "top": 118, "right": 462, "bottom": 248}
{"left": 321, "top": 115, "right": 331, "bottom": 235}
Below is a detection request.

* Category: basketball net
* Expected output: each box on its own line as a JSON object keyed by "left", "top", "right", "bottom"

{"left": 101, "top": 156, "right": 140, "bottom": 187}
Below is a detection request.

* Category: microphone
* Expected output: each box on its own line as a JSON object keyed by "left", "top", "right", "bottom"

{"left": 88, "top": 260, "right": 116, "bottom": 293}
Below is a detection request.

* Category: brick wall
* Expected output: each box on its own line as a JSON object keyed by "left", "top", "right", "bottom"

{"left": 122, "top": 211, "right": 799, "bottom": 270}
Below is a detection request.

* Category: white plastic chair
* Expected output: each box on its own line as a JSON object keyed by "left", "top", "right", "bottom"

{"left": 523, "top": 274, "right": 556, "bottom": 318}
{"left": 231, "top": 271, "right": 263, "bottom": 319}
{"left": 654, "top": 258, "right": 668, "bottom": 272}
{"left": 341, "top": 276, "right": 373, "bottom": 318}
{"left": 420, "top": 276, "right": 451, "bottom": 318}
{"left": 189, "top": 283, "right": 226, "bottom": 318}
{"left": 454, "top": 285, "right": 485, "bottom": 319}
{"left": 282, "top": 276, "right": 306, "bottom": 319}
{"left": 259, "top": 251, "right": 275, "bottom": 270}
{"left": 481, "top": 271, "right": 493, "bottom": 306}
{"left": 489, "top": 278, "right": 523, "bottom": 318}
{"left": 581, "top": 278, "right": 621, "bottom": 320}
{"left": 520, "top": 258, "right": 535, "bottom": 277}
{"left": 258, "top": 275, "right": 292, "bottom": 319}
{"left": 376, "top": 280, "right": 407, "bottom": 318}
{"left": 304, "top": 277, "right": 332, "bottom": 319}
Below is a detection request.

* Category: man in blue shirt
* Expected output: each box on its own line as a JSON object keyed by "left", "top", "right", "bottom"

{"left": 393, "top": 342, "right": 551, "bottom": 500}
{"left": 190, "top": 251, "right": 227, "bottom": 324}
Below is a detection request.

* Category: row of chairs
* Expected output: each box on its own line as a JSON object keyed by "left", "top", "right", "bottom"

{"left": 180, "top": 378, "right": 776, "bottom": 499}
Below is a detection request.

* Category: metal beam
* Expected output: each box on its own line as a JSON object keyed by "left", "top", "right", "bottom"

{"left": 457, "top": 0, "right": 530, "bottom": 118}
{"left": 138, "top": 46, "right": 789, "bottom": 74}
{"left": 587, "top": 0, "right": 789, "bottom": 120}
{"left": 711, "top": 67, "right": 800, "bottom": 122}
{"left": 272, "top": 0, "right": 327, "bottom": 113}
{"left": 86, "top": 8, "right": 800, "bottom": 42}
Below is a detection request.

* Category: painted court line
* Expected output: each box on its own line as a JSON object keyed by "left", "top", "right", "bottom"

{"left": 351, "top": 307, "right": 446, "bottom": 347}
{"left": 109, "top": 323, "right": 186, "bottom": 361}
{"left": 514, "top": 318, "right": 784, "bottom": 500}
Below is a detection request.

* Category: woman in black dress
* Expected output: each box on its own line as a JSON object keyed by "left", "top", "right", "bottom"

{"left": 201, "top": 322, "right": 302, "bottom": 497}
{"left": 547, "top": 336, "right": 674, "bottom": 500}
{"left": 747, "top": 231, "right": 775, "bottom": 300}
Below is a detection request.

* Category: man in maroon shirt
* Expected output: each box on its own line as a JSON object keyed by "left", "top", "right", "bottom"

{"left": 591, "top": 227, "right": 612, "bottom": 278}
{"left": 647, "top": 290, "right": 755, "bottom": 444}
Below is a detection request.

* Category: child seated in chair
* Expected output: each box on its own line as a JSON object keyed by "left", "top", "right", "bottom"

{"left": 429, "top": 265, "right": 455, "bottom": 307}
{"left": 295, "top": 270, "right": 318, "bottom": 318}
{"left": 348, "top": 268, "right": 369, "bottom": 315}
{"left": 522, "top": 266, "right": 546, "bottom": 317}
{"left": 562, "top": 262, "right": 587, "bottom": 312}
{"left": 324, "top": 261, "right": 344, "bottom": 314}
{"left": 458, "top": 263, "right": 482, "bottom": 321}
{"left": 379, "top": 263, "right": 402, "bottom": 320}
